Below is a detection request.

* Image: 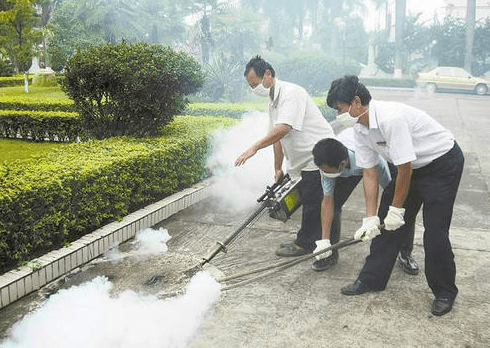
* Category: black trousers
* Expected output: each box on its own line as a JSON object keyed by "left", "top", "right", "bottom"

{"left": 358, "top": 142, "right": 464, "bottom": 300}
{"left": 295, "top": 170, "right": 362, "bottom": 251}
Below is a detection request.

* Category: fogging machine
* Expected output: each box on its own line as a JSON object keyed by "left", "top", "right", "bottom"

{"left": 200, "top": 174, "right": 301, "bottom": 266}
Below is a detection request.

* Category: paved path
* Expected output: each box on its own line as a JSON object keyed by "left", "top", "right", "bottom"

{"left": 1, "top": 89, "right": 489, "bottom": 347}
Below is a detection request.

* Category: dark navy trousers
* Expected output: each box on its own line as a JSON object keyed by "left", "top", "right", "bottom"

{"left": 295, "top": 170, "right": 363, "bottom": 251}
{"left": 358, "top": 142, "right": 464, "bottom": 300}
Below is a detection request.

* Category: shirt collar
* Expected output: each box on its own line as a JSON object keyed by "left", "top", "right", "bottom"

{"left": 269, "top": 79, "right": 281, "bottom": 108}
{"left": 356, "top": 100, "right": 377, "bottom": 134}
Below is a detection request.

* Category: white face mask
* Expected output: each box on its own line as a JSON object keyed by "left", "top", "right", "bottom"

{"left": 252, "top": 80, "right": 270, "bottom": 97}
{"left": 321, "top": 162, "right": 345, "bottom": 178}
{"left": 336, "top": 104, "right": 368, "bottom": 128}
{"left": 322, "top": 171, "right": 342, "bottom": 178}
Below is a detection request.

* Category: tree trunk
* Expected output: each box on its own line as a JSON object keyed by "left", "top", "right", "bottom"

{"left": 394, "top": 0, "right": 406, "bottom": 78}
{"left": 465, "top": 0, "right": 476, "bottom": 73}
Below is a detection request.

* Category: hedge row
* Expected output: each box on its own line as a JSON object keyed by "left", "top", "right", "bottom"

{"left": 0, "top": 115, "right": 237, "bottom": 273}
{"left": 0, "top": 110, "right": 83, "bottom": 142}
{"left": 184, "top": 102, "right": 267, "bottom": 118}
{"left": 0, "top": 97, "right": 75, "bottom": 112}
{"left": 0, "top": 75, "right": 33, "bottom": 87}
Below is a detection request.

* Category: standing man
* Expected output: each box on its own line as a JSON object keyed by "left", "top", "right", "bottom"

{"left": 326, "top": 75, "right": 464, "bottom": 316}
{"left": 311, "top": 133, "right": 392, "bottom": 271}
{"left": 235, "top": 55, "right": 335, "bottom": 257}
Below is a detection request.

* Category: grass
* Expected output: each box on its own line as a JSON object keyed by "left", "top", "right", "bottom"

{"left": 0, "top": 85, "right": 70, "bottom": 101}
{"left": 0, "top": 138, "right": 71, "bottom": 164}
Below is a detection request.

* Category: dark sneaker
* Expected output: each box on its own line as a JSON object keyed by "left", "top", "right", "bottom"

{"left": 311, "top": 255, "right": 338, "bottom": 271}
{"left": 397, "top": 253, "right": 419, "bottom": 275}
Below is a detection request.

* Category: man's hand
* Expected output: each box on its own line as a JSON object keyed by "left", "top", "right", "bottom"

{"left": 275, "top": 169, "right": 283, "bottom": 182}
{"left": 235, "top": 147, "right": 257, "bottom": 166}
{"left": 384, "top": 206, "right": 405, "bottom": 231}
{"left": 314, "top": 239, "right": 332, "bottom": 260}
{"left": 354, "top": 216, "right": 381, "bottom": 241}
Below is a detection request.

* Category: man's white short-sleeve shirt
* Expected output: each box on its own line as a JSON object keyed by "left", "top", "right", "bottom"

{"left": 353, "top": 100, "right": 454, "bottom": 169}
{"left": 269, "top": 79, "right": 334, "bottom": 177}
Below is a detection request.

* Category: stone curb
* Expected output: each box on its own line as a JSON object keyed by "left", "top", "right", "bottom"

{"left": 0, "top": 180, "right": 211, "bottom": 310}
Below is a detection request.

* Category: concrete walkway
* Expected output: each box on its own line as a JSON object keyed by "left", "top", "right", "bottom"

{"left": 1, "top": 89, "right": 489, "bottom": 347}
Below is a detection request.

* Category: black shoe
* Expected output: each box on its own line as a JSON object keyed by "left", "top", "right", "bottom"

{"left": 431, "top": 297, "right": 454, "bottom": 316}
{"left": 275, "top": 243, "right": 311, "bottom": 257}
{"left": 341, "top": 280, "right": 372, "bottom": 296}
{"left": 312, "top": 255, "right": 338, "bottom": 271}
{"left": 397, "top": 253, "right": 419, "bottom": 275}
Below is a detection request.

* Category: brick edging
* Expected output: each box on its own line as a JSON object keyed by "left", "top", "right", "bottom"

{"left": 0, "top": 180, "right": 211, "bottom": 309}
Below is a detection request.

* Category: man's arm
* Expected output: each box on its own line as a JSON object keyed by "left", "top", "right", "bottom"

{"left": 321, "top": 195, "right": 334, "bottom": 240}
{"left": 273, "top": 141, "right": 284, "bottom": 181}
{"left": 363, "top": 167, "right": 379, "bottom": 217}
{"left": 392, "top": 162, "right": 412, "bottom": 207}
{"left": 235, "top": 124, "right": 290, "bottom": 166}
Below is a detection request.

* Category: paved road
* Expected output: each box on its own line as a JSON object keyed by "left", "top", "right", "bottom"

{"left": 1, "top": 89, "right": 489, "bottom": 347}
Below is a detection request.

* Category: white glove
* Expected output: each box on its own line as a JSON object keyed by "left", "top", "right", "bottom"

{"left": 314, "top": 239, "right": 332, "bottom": 260}
{"left": 384, "top": 206, "right": 405, "bottom": 231}
{"left": 354, "top": 216, "right": 381, "bottom": 241}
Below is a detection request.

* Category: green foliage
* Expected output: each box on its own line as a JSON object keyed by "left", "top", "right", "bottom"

{"left": 431, "top": 18, "right": 466, "bottom": 69}
{"left": 273, "top": 51, "right": 360, "bottom": 95}
{"left": 0, "top": 74, "right": 33, "bottom": 87}
{"left": 46, "top": 0, "right": 105, "bottom": 72}
{"left": 0, "top": 57, "right": 14, "bottom": 77}
{"left": 185, "top": 102, "right": 267, "bottom": 118}
{"left": 0, "top": 0, "right": 44, "bottom": 73}
{"left": 32, "top": 73, "right": 60, "bottom": 87}
{"left": 0, "top": 109, "right": 82, "bottom": 142}
{"left": 62, "top": 42, "right": 205, "bottom": 139}
{"left": 472, "top": 18, "right": 490, "bottom": 76}
{"left": 0, "top": 115, "right": 235, "bottom": 273}
{"left": 0, "top": 138, "right": 70, "bottom": 163}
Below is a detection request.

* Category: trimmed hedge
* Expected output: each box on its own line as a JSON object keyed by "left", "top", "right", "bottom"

{"left": 0, "top": 97, "right": 74, "bottom": 112}
{"left": 0, "top": 116, "right": 236, "bottom": 273}
{"left": 184, "top": 102, "right": 267, "bottom": 118}
{"left": 0, "top": 110, "right": 83, "bottom": 142}
{"left": 0, "top": 75, "right": 33, "bottom": 87}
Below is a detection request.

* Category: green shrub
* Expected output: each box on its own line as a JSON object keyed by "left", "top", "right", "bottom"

{"left": 0, "top": 115, "right": 236, "bottom": 273}
{"left": 0, "top": 75, "right": 33, "bottom": 87}
{"left": 185, "top": 102, "right": 267, "bottom": 118}
{"left": 0, "top": 110, "right": 83, "bottom": 142}
{"left": 32, "top": 73, "right": 60, "bottom": 87}
{"left": 0, "top": 58, "right": 14, "bottom": 77}
{"left": 272, "top": 51, "right": 361, "bottom": 95}
{"left": 0, "top": 97, "right": 75, "bottom": 112}
{"left": 62, "top": 42, "right": 205, "bottom": 139}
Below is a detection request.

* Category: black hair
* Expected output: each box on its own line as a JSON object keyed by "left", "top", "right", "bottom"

{"left": 244, "top": 55, "right": 275, "bottom": 78}
{"left": 326, "top": 75, "right": 371, "bottom": 108}
{"left": 312, "top": 138, "right": 349, "bottom": 168}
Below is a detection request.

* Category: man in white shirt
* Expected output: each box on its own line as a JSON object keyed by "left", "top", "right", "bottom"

{"left": 235, "top": 55, "right": 335, "bottom": 257}
{"left": 325, "top": 75, "right": 464, "bottom": 316}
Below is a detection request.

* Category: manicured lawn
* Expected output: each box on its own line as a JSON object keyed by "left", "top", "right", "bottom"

{"left": 0, "top": 85, "right": 71, "bottom": 100}
{"left": 0, "top": 138, "right": 71, "bottom": 163}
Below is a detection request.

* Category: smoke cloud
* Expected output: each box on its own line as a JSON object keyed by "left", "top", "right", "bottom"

{"left": 206, "top": 111, "right": 275, "bottom": 211}
{"left": 105, "top": 227, "right": 171, "bottom": 262}
{"left": 0, "top": 228, "right": 221, "bottom": 348}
